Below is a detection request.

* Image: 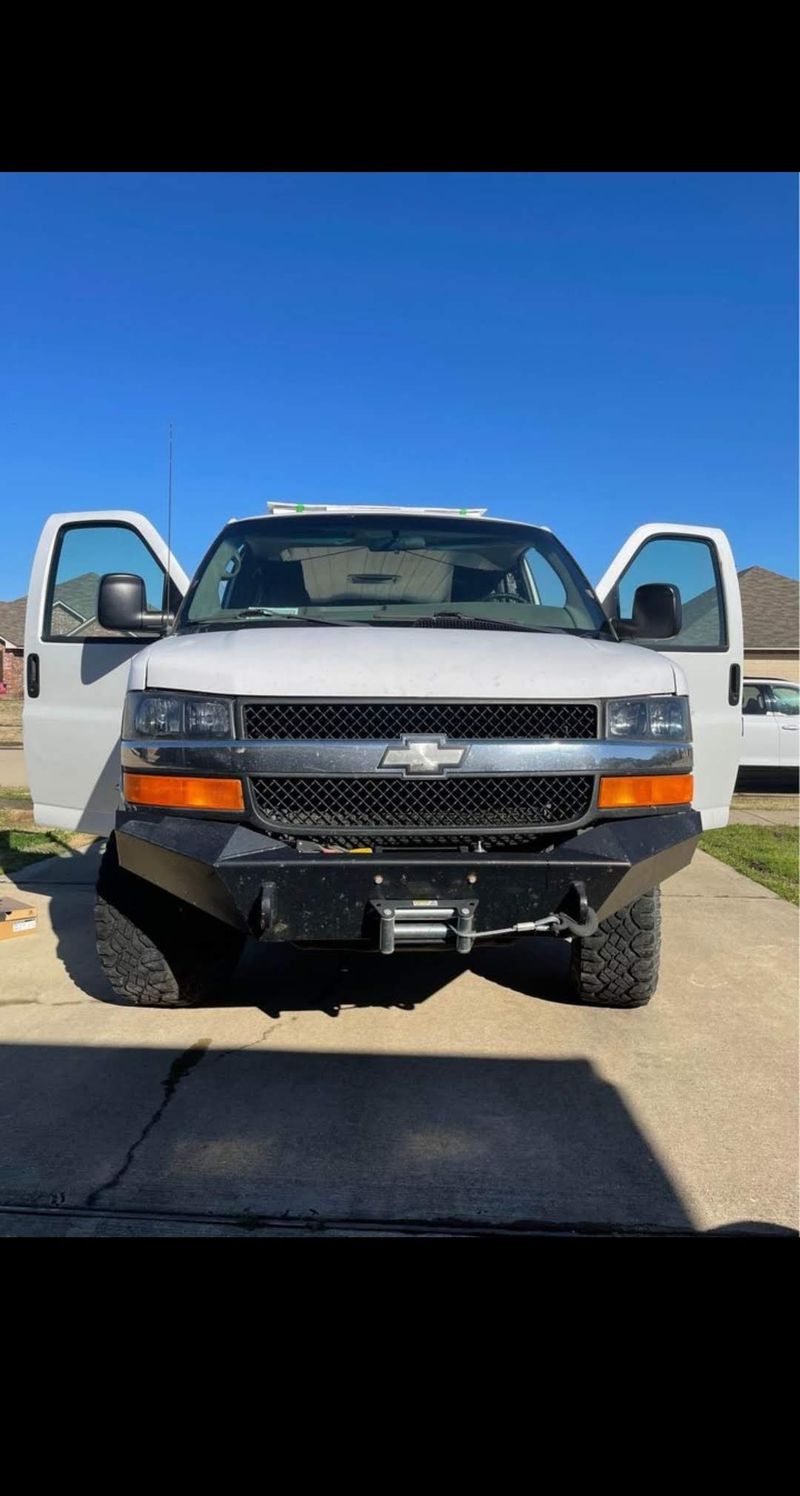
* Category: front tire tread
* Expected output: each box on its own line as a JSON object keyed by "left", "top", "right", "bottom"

{"left": 569, "top": 888, "right": 661, "bottom": 1007}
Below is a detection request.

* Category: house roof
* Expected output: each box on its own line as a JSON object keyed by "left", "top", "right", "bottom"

{"left": 738, "top": 567, "right": 799, "bottom": 652}
{"left": 0, "top": 573, "right": 102, "bottom": 647}
{"left": 52, "top": 572, "right": 101, "bottom": 624}
{"left": 0, "top": 597, "right": 26, "bottom": 648}
{"left": 658, "top": 565, "right": 799, "bottom": 652}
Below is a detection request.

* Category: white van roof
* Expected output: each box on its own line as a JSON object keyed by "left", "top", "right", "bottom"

{"left": 265, "top": 502, "right": 489, "bottom": 518}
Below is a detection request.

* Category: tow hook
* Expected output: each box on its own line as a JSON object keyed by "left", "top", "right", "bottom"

{"left": 554, "top": 906, "right": 599, "bottom": 938}
{"left": 554, "top": 880, "right": 599, "bottom": 939}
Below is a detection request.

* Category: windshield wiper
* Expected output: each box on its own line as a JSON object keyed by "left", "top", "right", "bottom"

{"left": 365, "top": 611, "right": 569, "bottom": 634}
{"left": 232, "top": 609, "right": 342, "bottom": 626}
{"left": 181, "top": 610, "right": 344, "bottom": 632}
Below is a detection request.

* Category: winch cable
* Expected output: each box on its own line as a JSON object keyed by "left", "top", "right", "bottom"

{"left": 458, "top": 905, "right": 599, "bottom": 944}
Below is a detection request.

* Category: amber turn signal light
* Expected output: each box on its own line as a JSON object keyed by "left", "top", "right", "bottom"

{"left": 598, "top": 774, "right": 694, "bottom": 809}
{"left": 123, "top": 772, "right": 245, "bottom": 812}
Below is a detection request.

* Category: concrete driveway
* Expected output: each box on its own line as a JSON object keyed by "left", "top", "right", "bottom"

{"left": 0, "top": 844, "right": 796, "bottom": 1236}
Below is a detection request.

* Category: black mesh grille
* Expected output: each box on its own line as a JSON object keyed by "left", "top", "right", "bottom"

{"left": 249, "top": 774, "right": 593, "bottom": 834}
{"left": 243, "top": 701, "right": 597, "bottom": 741}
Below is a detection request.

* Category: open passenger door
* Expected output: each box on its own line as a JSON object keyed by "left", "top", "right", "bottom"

{"left": 597, "top": 524, "right": 743, "bottom": 829}
{"left": 23, "top": 512, "right": 189, "bottom": 833}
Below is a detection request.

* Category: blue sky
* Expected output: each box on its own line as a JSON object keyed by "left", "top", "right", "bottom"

{"left": 1, "top": 171, "right": 796, "bottom": 600}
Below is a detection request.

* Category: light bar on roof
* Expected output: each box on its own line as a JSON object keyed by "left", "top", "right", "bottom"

{"left": 266, "top": 502, "right": 489, "bottom": 517}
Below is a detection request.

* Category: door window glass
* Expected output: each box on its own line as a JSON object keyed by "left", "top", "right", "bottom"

{"left": 768, "top": 684, "right": 799, "bottom": 715}
{"left": 614, "top": 536, "right": 724, "bottom": 648}
{"left": 742, "top": 684, "right": 770, "bottom": 716}
{"left": 46, "top": 525, "right": 167, "bottom": 640}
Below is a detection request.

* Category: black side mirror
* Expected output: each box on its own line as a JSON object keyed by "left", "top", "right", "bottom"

{"left": 97, "top": 574, "right": 171, "bottom": 634}
{"left": 615, "top": 582, "right": 682, "bottom": 640}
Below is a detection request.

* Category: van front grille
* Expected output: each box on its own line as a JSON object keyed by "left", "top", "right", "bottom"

{"left": 249, "top": 773, "right": 594, "bottom": 838}
{"left": 242, "top": 700, "right": 598, "bottom": 741}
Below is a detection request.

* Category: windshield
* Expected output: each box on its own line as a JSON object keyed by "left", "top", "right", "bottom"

{"left": 178, "top": 514, "right": 612, "bottom": 636}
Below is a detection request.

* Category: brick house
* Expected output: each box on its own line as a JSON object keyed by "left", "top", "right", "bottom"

{"left": 0, "top": 575, "right": 105, "bottom": 698}
{"left": 0, "top": 598, "right": 26, "bottom": 698}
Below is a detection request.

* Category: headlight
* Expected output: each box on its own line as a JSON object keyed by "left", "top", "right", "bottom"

{"left": 124, "top": 691, "right": 234, "bottom": 740}
{"left": 607, "top": 695, "right": 690, "bottom": 740}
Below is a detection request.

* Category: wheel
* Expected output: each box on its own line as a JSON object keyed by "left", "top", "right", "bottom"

{"left": 94, "top": 837, "right": 246, "bottom": 1007}
{"left": 569, "top": 887, "right": 661, "bottom": 1008}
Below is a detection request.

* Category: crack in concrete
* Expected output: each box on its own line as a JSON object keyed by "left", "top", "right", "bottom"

{"left": 8, "top": 1197, "right": 785, "bottom": 1236}
{"left": 84, "top": 1038, "right": 212, "bottom": 1210}
{"left": 210, "top": 1014, "right": 300, "bottom": 1065}
{"left": 0, "top": 999, "right": 88, "bottom": 1007}
{"left": 663, "top": 893, "right": 779, "bottom": 900}
{"left": 82, "top": 1018, "right": 306, "bottom": 1214}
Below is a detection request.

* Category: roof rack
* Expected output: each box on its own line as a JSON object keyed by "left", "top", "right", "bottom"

{"left": 265, "top": 502, "right": 489, "bottom": 518}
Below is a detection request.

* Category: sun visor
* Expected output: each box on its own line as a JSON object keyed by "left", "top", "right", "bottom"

{"left": 281, "top": 546, "right": 453, "bottom": 603}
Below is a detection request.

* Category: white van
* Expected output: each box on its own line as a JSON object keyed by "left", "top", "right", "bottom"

{"left": 23, "top": 508, "right": 743, "bottom": 1009}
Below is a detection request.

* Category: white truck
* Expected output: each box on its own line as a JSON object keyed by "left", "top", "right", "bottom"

{"left": 23, "top": 506, "right": 744, "bottom": 1009}
{"left": 740, "top": 677, "right": 799, "bottom": 779}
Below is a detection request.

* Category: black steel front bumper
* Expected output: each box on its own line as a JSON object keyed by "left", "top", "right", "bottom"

{"left": 112, "top": 809, "right": 702, "bottom": 951}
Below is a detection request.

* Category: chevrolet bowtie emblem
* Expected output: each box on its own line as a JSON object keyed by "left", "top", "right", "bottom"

{"left": 379, "top": 739, "right": 466, "bottom": 774}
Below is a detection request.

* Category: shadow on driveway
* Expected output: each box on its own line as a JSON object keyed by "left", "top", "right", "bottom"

{"left": 0, "top": 1036, "right": 697, "bottom": 1232}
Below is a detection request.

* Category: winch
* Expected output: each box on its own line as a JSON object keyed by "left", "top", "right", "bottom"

{"left": 371, "top": 899, "right": 478, "bottom": 954}
{"left": 369, "top": 891, "right": 599, "bottom": 955}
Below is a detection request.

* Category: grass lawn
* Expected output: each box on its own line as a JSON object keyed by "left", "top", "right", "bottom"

{"left": 700, "top": 824, "right": 799, "bottom": 905}
{"left": 0, "top": 698, "right": 23, "bottom": 744}
{"left": 0, "top": 786, "right": 94, "bottom": 876}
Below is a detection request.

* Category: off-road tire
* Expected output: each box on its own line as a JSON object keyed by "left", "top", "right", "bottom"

{"left": 569, "top": 887, "right": 661, "bottom": 1008}
{"left": 95, "top": 837, "right": 246, "bottom": 1007}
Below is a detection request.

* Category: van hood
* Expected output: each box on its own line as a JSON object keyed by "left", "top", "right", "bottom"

{"left": 135, "top": 625, "right": 678, "bottom": 700}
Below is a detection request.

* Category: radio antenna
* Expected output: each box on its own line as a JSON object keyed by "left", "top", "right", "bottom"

{"left": 167, "top": 422, "right": 174, "bottom": 613}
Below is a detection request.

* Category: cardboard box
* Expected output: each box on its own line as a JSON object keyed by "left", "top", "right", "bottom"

{"left": 0, "top": 897, "right": 38, "bottom": 942}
